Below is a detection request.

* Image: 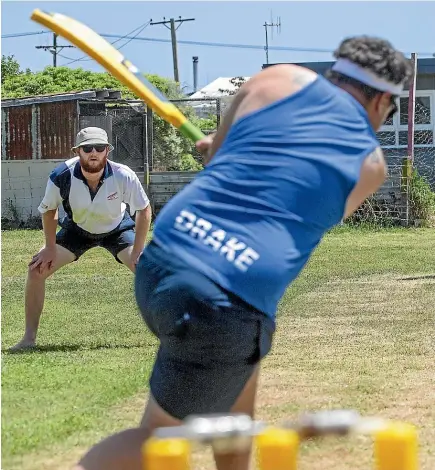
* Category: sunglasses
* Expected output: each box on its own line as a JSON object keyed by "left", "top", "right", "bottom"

{"left": 81, "top": 145, "right": 107, "bottom": 153}
{"left": 386, "top": 96, "right": 398, "bottom": 121}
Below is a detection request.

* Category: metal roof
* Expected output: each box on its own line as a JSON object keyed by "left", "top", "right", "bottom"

{"left": 1, "top": 89, "right": 124, "bottom": 108}
{"left": 262, "top": 58, "right": 435, "bottom": 75}
{"left": 189, "top": 77, "right": 251, "bottom": 99}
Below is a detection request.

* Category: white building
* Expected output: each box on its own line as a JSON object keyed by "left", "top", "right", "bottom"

{"left": 188, "top": 77, "right": 251, "bottom": 119}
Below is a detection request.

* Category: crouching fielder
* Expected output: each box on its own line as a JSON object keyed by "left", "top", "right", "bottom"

{"left": 10, "top": 127, "right": 151, "bottom": 351}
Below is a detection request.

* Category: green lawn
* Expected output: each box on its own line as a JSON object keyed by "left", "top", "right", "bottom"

{"left": 1, "top": 230, "right": 156, "bottom": 466}
{"left": 2, "top": 228, "right": 435, "bottom": 470}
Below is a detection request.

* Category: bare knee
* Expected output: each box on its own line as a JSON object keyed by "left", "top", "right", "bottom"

{"left": 27, "top": 265, "right": 51, "bottom": 282}
{"left": 140, "top": 394, "right": 182, "bottom": 431}
{"left": 76, "top": 427, "right": 151, "bottom": 470}
{"left": 75, "top": 397, "right": 179, "bottom": 470}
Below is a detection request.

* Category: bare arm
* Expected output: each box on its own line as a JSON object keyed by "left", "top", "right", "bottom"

{"left": 28, "top": 209, "right": 59, "bottom": 272}
{"left": 198, "top": 87, "right": 250, "bottom": 166}
{"left": 343, "top": 148, "right": 387, "bottom": 219}
{"left": 132, "top": 205, "right": 152, "bottom": 255}
{"left": 42, "top": 209, "right": 59, "bottom": 247}
{"left": 199, "top": 65, "right": 317, "bottom": 165}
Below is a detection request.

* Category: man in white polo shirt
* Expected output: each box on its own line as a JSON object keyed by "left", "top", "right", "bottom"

{"left": 10, "top": 127, "right": 152, "bottom": 351}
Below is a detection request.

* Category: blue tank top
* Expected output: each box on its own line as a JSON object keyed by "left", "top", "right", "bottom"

{"left": 151, "top": 75, "right": 379, "bottom": 318}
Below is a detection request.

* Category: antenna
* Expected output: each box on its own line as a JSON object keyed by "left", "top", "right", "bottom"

{"left": 270, "top": 10, "right": 274, "bottom": 41}
{"left": 263, "top": 13, "right": 282, "bottom": 65}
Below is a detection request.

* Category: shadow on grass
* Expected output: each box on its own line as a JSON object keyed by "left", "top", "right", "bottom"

{"left": 3, "top": 342, "right": 151, "bottom": 354}
{"left": 398, "top": 274, "right": 435, "bottom": 281}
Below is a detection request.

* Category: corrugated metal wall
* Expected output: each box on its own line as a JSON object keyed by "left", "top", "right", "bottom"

{"left": 2, "top": 101, "right": 78, "bottom": 160}
{"left": 2, "top": 105, "right": 34, "bottom": 160}
{"left": 39, "top": 101, "right": 78, "bottom": 159}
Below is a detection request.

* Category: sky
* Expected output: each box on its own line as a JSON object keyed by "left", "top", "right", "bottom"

{"left": 1, "top": 1, "right": 435, "bottom": 93}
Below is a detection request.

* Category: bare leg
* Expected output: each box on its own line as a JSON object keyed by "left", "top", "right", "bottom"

{"left": 213, "top": 367, "right": 260, "bottom": 470}
{"left": 74, "top": 394, "right": 181, "bottom": 470}
{"left": 73, "top": 368, "right": 261, "bottom": 470}
{"left": 116, "top": 245, "right": 135, "bottom": 273}
{"left": 9, "top": 244, "right": 76, "bottom": 351}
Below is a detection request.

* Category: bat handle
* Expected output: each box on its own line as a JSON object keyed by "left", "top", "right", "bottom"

{"left": 179, "top": 121, "right": 206, "bottom": 143}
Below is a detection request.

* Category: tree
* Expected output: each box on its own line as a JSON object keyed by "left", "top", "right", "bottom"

{"left": 2, "top": 66, "right": 136, "bottom": 99}
{"left": 1, "top": 55, "right": 30, "bottom": 84}
{"left": 1, "top": 65, "right": 214, "bottom": 171}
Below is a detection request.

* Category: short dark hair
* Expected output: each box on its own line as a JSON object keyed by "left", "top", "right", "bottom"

{"left": 326, "top": 36, "right": 413, "bottom": 100}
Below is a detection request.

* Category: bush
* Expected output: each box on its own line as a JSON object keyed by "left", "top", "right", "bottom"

{"left": 345, "top": 169, "right": 435, "bottom": 228}
{"left": 167, "top": 153, "right": 203, "bottom": 172}
{"left": 409, "top": 169, "right": 435, "bottom": 226}
{"left": 152, "top": 104, "right": 216, "bottom": 171}
{"left": 178, "top": 154, "right": 203, "bottom": 172}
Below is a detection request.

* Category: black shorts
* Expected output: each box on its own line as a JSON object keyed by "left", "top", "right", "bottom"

{"left": 56, "top": 227, "right": 135, "bottom": 263}
{"left": 135, "top": 241, "right": 275, "bottom": 420}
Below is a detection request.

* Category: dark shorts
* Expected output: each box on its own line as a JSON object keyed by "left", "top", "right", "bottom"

{"left": 135, "top": 241, "right": 275, "bottom": 420}
{"left": 56, "top": 227, "right": 135, "bottom": 263}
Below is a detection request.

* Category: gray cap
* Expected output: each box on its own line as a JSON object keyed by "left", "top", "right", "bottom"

{"left": 72, "top": 127, "right": 114, "bottom": 151}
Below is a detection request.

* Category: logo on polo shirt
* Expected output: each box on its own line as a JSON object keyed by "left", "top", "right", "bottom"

{"left": 107, "top": 191, "right": 119, "bottom": 201}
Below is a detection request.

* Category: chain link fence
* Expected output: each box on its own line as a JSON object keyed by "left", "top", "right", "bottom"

{"left": 2, "top": 90, "right": 433, "bottom": 226}
{"left": 349, "top": 92, "right": 435, "bottom": 226}
{"left": 143, "top": 93, "right": 433, "bottom": 225}
{"left": 147, "top": 97, "right": 222, "bottom": 171}
{"left": 79, "top": 100, "right": 148, "bottom": 173}
{"left": 78, "top": 97, "right": 223, "bottom": 174}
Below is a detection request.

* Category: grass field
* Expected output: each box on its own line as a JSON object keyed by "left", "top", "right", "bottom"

{"left": 2, "top": 227, "right": 435, "bottom": 470}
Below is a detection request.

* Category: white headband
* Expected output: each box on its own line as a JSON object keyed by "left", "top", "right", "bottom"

{"left": 331, "top": 58, "right": 404, "bottom": 95}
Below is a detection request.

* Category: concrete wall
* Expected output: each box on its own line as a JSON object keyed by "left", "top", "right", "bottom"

{"left": 1, "top": 161, "right": 196, "bottom": 223}
{"left": 0, "top": 160, "right": 411, "bottom": 224}
{"left": 1, "top": 160, "right": 64, "bottom": 221}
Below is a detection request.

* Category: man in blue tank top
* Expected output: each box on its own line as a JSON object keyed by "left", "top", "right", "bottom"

{"left": 76, "top": 36, "right": 412, "bottom": 470}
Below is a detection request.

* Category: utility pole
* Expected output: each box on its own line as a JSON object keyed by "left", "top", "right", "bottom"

{"left": 263, "top": 14, "right": 281, "bottom": 65}
{"left": 35, "top": 33, "right": 75, "bottom": 67}
{"left": 150, "top": 16, "right": 195, "bottom": 83}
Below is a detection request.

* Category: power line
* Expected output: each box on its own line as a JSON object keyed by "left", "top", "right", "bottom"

{"left": 116, "top": 21, "right": 152, "bottom": 49}
{"left": 28, "top": 21, "right": 151, "bottom": 67}
{"left": 61, "top": 20, "right": 151, "bottom": 66}
{"left": 98, "top": 34, "right": 435, "bottom": 57}
{"left": 57, "top": 52, "right": 81, "bottom": 62}
{"left": 3, "top": 30, "right": 434, "bottom": 57}
{"left": 2, "top": 31, "right": 50, "bottom": 38}
{"left": 101, "top": 34, "right": 333, "bottom": 53}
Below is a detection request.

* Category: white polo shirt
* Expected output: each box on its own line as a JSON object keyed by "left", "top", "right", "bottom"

{"left": 38, "top": 157, "right": 149, "bottom": 235}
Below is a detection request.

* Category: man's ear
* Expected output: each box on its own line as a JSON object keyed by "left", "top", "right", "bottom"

{"left": 368, "top": 93, "right": 381, "bottom": 113}
{"left": 377, "top": 92, "right": 391, "bottom": 113}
